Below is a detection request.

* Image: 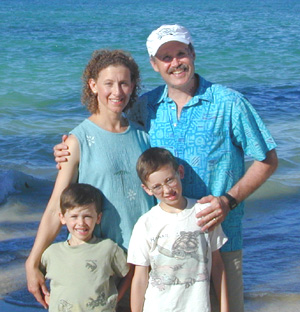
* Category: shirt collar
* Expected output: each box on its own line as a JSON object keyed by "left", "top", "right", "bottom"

{"left": 156, "top": 74, "right": 214, "bottom": 107}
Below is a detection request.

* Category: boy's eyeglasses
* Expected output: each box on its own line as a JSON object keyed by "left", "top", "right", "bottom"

{"left": 147, "top": 175, "right": 178, "bottom": 195}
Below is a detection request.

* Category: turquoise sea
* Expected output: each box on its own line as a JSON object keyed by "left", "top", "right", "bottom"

{"left": 0, "top": 0, "right": 300, "bottom": 311}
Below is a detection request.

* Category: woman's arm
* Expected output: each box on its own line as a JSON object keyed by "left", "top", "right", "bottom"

{"left": 25, "top": 135, "right": 79, "bottom": 308}
{"left": 130, "top": 265, "right": 149, "bottom": 312}
{"left": 211, "top": 250, "right": 229, "bottom": 312}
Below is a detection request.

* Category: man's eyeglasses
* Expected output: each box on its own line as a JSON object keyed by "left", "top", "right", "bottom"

{"left": 147, "top": 175, "right": 178, "bottom": 195}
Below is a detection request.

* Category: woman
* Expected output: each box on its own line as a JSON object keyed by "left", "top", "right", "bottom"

{"left": 26, "top": 50, "right": 154, "bottom": 310}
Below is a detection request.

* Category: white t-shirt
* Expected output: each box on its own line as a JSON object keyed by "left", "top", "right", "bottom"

{"left": 127, "top": 198, "right": 227, "bottom": 312}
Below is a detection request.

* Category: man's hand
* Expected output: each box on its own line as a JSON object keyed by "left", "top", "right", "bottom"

{"left": 196, "top": 195, "right": 231, "bottom": 232}
{"left": 26, "top": 263, "right": 49, "bottom": 309}
{"left": 53, "top": 135, "right": 69, "bottom": 169}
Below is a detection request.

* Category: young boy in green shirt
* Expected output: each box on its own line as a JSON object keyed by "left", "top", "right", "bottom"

{"left": 40, "top": 183, "right": 130, "bottom": 311}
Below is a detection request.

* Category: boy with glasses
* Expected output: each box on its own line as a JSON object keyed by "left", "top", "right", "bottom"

{"left": 127, "top": 147, "right": 229, "bottom": 312}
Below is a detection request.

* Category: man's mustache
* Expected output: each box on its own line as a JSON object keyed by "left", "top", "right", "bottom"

{"left": 168, "top": 64, "right": 188, "bottom": 74}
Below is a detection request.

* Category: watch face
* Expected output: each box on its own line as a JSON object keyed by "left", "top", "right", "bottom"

{"left": 231, "top": 200, "right": 238, "bottom": 209}
{"left": 224, "top": 193, "right": 238, "bottom": 210}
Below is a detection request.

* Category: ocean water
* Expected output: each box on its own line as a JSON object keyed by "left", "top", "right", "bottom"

{"left": 0, "top": 0, "right": 300, "bottom": 310}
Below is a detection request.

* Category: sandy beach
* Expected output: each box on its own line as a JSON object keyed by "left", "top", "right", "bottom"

{"left": 2, "top": 296, "right": 300, "bottom": 312}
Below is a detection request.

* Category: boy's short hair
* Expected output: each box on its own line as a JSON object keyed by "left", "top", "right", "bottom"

{"left": 136, "top": 147, "right": 179, "bottom": 184}
{"left": 60, "top": 183, "right": 102, "bottom": 215}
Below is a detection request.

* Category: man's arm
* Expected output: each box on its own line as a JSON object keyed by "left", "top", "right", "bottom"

{"left": 211, "top": 250, "right": 229, "bottom": 312}
{"left": 53, "top": 135, "right": 69, "bottom": 169}
{"left": 197, "top": 149, "right": 278, "bottom": 231}
{"left": 25, "top": 135, "right": 79, "bottom": 308}
{"left": 130, "top": 265, "right": 149, "bottom": 312}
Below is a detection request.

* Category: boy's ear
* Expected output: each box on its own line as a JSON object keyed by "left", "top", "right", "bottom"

{"left": 59, "top": 212, "right": 66, "bottom": 225}
{"left": 178, "top": 164, "right": 185, "bottom": 179}
{"left": 96, "top": 212, "right": 102, "bottom": 224}
{"left": 141, "top": 183, "right": 153, "bottom": 196}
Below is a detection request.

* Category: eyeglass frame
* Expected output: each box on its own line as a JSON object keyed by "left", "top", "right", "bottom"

{"left": 146, "top": 172, "right": 180, "bottom": 195}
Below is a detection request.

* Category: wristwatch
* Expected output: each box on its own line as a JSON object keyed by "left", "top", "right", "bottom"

{"left": 223, "top": 193, "right": 238, "bottom": 210}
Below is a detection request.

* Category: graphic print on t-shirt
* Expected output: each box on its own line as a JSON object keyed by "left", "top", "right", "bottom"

{"left": 150, "top": 230, "right": 209, "bottom": 291}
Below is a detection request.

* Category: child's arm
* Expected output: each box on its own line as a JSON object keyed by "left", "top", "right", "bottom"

{"left": 117, "top": 264, "right": 134, "bottom": 302}
{"left": 130, "top": 265, "right": 149, "bottom": 312}
{"left": 211, "top": 250, "right": 229, "bottom": 312}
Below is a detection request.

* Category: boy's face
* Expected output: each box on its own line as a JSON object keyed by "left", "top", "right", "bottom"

{"left": 60, "top": 203, "right": 101, "bottom": 246}
{"left": 143, "top": 164, "right": 184, "bottom": 208}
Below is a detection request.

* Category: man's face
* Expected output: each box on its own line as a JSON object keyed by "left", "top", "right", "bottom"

{"left": 150, "top": 41, "right": 195, "bottom": 90}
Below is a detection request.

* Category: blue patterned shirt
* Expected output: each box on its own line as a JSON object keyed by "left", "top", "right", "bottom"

{"left": 129, "top": 75, "right": 276, "bottom": 251}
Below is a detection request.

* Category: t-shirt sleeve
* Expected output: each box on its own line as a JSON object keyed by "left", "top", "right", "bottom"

{"left": 40, "top": 245, "right": 54, "bottom": 276}
{"left": 127, "top": 218, "right": 150, "bottom": 266}
{"left": 209, "top": 225, "right": 228, "bottom": 252}
{"left": 40, "top": 250, "right": 47, "bottom": 275}
{"left": 111, "top": 244, "right": 130, "bottom": 278}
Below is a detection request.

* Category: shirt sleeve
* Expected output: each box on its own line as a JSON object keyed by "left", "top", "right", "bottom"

{"left": 40, "top": 250, "right": 48, "bottom": 275}
{"left": 111, "top": 244, "right": 130, "bottom": 278}
{"left": 231, "top": 94, "right": 277, "bottom": 160}
{"left": 209, "top": 225, "right": 228, "bottom": 252}
{"left": 127, "top": 218, "right": 151, "bottom": 266}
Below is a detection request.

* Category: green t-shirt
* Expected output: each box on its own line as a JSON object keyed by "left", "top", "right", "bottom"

{"left": 41, "top": 237, "right": 129, "bottom": 312}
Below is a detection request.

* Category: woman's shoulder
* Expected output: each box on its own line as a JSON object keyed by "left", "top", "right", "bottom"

{"left": 70, "top": 119, "right": 91, "bottom": 133}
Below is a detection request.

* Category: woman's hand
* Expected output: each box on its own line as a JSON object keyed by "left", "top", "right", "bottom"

{"left": 25, "top": 260, "right": 49, "bottom": 309}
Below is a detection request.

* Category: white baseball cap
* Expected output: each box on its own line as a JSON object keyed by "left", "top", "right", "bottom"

{"left": 146, "top": 24, "right": 193, "bottom": 57}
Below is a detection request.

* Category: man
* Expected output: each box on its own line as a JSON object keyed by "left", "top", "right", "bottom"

{"left": 128, "top": 24, "right": 278, "bottom": 312}
{"left": 53, "top": 24, "right": 277, "bottom": 311}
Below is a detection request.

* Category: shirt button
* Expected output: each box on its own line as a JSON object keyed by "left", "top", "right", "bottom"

{"left": 174, "top": 123, "right": 177, "bottom": 127}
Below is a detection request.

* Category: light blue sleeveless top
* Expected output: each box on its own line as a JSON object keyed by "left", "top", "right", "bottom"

{"left": 70, "top": 119, "right": 154, "bottom": 250}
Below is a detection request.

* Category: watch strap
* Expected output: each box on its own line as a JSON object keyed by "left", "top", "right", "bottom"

{"left": 223, "top": 193, "right": 238, "bottom": 210}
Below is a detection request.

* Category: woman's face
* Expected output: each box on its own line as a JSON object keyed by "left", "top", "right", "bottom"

{"left": 89, "top": 65, "right": 134, "bottom": 115}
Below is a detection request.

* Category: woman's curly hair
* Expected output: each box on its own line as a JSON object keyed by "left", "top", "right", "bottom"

{"left": 81, "top": 49, "right": 140, "bottom": 114}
